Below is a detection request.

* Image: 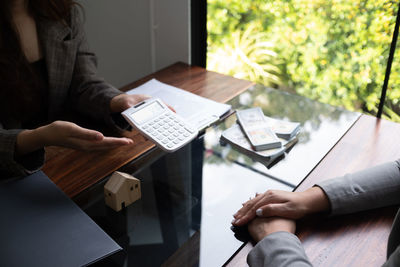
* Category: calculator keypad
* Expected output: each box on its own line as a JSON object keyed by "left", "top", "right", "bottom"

{"left": 143, "top": 113, "right": 196, "bottom": 150}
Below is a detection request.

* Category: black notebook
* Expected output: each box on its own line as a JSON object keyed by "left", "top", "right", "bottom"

{"left": 0, "top": 171, "right": 121, "bottom": 267}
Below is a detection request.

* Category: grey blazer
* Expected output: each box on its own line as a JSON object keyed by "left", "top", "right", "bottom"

{"left": 0, "top": 7, "right": 123, "bottom": 178}
{"left": 248, "top": 160, "right": 400, "bottom": 267}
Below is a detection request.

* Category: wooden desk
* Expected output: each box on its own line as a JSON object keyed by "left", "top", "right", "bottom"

{"left": 227, "top": 114, "right": 400, "bottom": 266}
{"left": 43, "top": 62, "right": 254, "bottom": 198}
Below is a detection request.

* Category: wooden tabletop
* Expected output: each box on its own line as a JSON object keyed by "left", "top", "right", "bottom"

{"left": 43, "top": 62, "right": 254, "bottom": 198}
{"left": 227, "top": 114, "right": 400, "bottom": 266}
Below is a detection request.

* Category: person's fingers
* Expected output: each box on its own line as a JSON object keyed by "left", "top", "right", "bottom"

{"left": 233, "top": 193, "right": 264, "bottom": 219}
{"left": 69, "top": 136, "right": 133, "bottom": 151}
{"left": 167, "top": 104, "right": 176, "bottom": 113}
{"left": 129, "top": 94, "right": 151, "bottom": 107}
{"left": 73, "top": 129, "right": 103, "bottom": 141}
{"left": 112, "top": 94, "right": 152, "bottom": 112}
{"left": 101, "top": 136, "right": 134, "bottom": 145}
{"left": 64, "top": 123, "right": 104, "bottom": 141}
{"left": 232, "top": 197, "right": 267, "bottom": 226}
{"left": 234, "top": 191, "right": 278, "bottom": 219}
{"left": 256, "top": 203, "right": 288, "bottom": 218}
{"left": 257, "top": 202, "right": 306, "bottom": 219}
{"left": 232, "top": 210, "right": 257, "bottom": 226}
{"left": 137, "top": 94, "right": 152, "bottom": 100}
{"left": 87, "top": 137, "right": 133, "bottom": 149}
{"left": 232, "top": 190, "right": 305, "bottom": 227}
{"left": 233, "top": 190, "right": 290, "bottom": 223}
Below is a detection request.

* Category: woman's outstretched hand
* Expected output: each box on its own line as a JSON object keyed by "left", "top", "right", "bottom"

{"left": 16, "top": 121, "right": 133, "bottom": 155}
{"left": 232, "top": 187, "right": 330, "bottom": 227}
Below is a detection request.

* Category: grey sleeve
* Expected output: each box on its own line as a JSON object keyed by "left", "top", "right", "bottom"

{"left": 68, "top": 7, "right": 123, "bottom": 126}
{"left": 316, "top": 160, "right": 400, "bottom": 216}
{"left": 383, "top": 246, "right": 400, "bottom": 267}
{"left": 247, "top": 232, "right": 312, "bottom": 267}
{"left": 0, "top": 125, "right": 44, "bottom": 178}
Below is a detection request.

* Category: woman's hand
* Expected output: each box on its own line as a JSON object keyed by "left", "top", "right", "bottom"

{"left": 16, "top": 121, "right": 133, "bottom": 155}
{"left": 110, "top": 94, "right": 151, "bottom": 113}
{"left": 231, "top": 188, "right": 330, "bottom": 227}
{"left": 248, "top": 217, "right": 296, "bottom": 243}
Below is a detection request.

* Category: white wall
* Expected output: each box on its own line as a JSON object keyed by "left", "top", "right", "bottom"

{"left": 151, "top": 0, "right": 190, "bottom": 71}
{"left": 80, "top": 0, "right": 190, "bottom": 88}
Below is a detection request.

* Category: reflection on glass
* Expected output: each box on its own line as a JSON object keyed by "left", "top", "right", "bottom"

{"left": 205, "top": 84, "right": 360, "bottom": 186}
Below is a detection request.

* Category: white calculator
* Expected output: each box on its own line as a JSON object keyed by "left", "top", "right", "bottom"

{"left": 122, "top": 98, "right": 198, "bottom": 152}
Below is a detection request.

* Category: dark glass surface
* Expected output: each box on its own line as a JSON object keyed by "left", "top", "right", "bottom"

{"left": 209, "top": 84, "right": 361, "bottom": 187}
{"left": 78, "top": 85, "right": 360, "bottom": 266}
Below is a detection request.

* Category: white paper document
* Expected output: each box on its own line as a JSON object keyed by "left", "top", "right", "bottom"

{"left": 126, "top": 79, "right": 232, "bottom": 130}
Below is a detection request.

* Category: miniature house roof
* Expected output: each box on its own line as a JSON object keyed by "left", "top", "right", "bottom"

{"left": 106, "top": 172, "right": 138, "bottom": 194}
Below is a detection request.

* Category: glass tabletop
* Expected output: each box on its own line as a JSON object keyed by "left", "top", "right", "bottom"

{"left": 210, "top": 84, "right": 361, "bottom": 187}
{"left": 77, "top": 85, "right": 360, "bottom": 266}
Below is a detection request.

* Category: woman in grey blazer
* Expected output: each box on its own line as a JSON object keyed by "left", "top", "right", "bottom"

{"left": 0, "top": 0, "right": 150, "bottom": 178}
{"left": 232, "top": 160, "right": 400, "bottom": 266}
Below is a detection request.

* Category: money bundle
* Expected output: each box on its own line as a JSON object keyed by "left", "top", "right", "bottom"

{"left": 236, "top": 108, "right": 282, "bottom": 151}
{"left": 220, "top": 108, "right": 300, "bottom": 167}
{"left": 263, "top": 116, "right": 300, "bottom": 140}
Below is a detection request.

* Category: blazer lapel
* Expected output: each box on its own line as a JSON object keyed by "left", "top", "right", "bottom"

{"left": 37, "top": 19, "right": 78, "bottom": 120}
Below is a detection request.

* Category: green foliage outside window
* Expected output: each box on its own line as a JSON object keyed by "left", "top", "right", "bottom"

{"left": 207, "top": 0, "right": 400, "bottom": 121}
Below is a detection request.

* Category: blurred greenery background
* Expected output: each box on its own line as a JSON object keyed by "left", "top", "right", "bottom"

{"left": 207, "top": 0, "right": 400, "bottom": 121}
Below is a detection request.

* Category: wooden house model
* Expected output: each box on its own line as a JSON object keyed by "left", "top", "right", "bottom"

{"left": 104, "top": 171, "right": 141, "bottom": 212}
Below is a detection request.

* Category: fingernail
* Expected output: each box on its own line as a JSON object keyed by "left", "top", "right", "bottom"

{"left": 256, "top": 209, "right": 263, "bottom": 216}
{"left": 235, "top": 219, "right": 241, "bottom": 224}
{"left": 231, "top": 219, "right": 236, "bottom": 224}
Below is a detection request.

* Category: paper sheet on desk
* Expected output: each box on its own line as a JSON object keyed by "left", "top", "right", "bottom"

{"left": 126, "top": 79, "right": 232, "bottom": 130}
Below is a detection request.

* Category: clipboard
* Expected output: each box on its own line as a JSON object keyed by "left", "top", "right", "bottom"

{"left": 0, "top": 171, "right": 122, "bottom": 267}
{"left": 127, "top": 79, "right": 232, "bottom": 131}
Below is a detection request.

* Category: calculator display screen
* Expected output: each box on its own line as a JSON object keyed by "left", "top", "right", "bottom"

{"left": 130, "top": 101, "right": 164, "bottom": 124}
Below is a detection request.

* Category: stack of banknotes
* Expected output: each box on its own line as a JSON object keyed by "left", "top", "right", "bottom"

{"left": 220, "top": 108, "right": 300, "bottom": 167}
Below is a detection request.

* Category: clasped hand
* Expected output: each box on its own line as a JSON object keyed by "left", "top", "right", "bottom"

{"left": 232, "top": 187, "right": 330, "bottom": 243}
